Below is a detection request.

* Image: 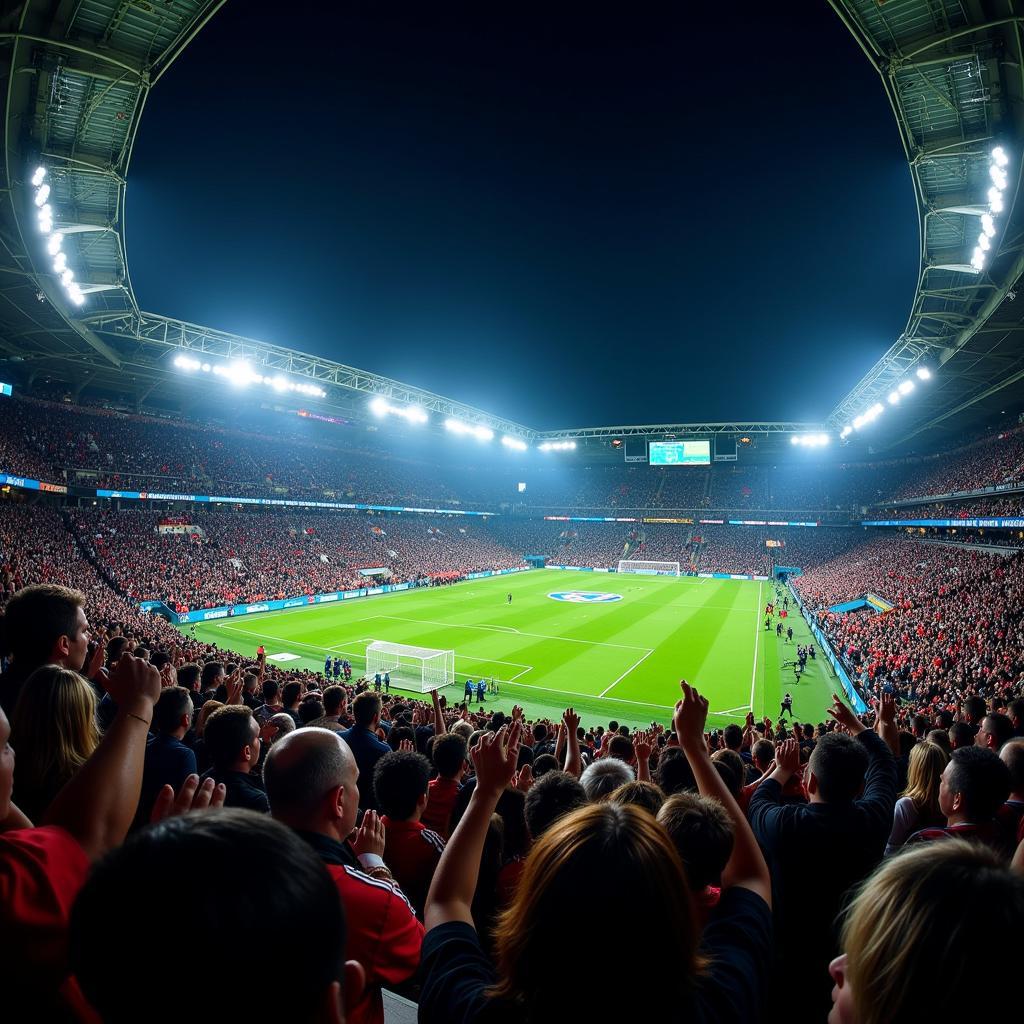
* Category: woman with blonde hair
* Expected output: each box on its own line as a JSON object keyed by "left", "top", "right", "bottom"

{"left": 829, "top": 841, "right": 1023, "bottom": 1023}
{"left": 420, "top": 684, "right": 772, "bottom": 1022}
{"left": 884, "top": 740, "right": 948, "bottom": 855}
{"left": 10, "top": 665, "right": 99, "bottom": 822}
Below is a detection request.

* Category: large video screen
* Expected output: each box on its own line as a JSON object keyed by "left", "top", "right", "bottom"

{"left": 648, "top": 440, "right": 710, "bottom": 466}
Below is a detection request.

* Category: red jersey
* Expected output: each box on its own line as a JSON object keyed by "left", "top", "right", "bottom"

{"left": 421, "top": 776, "right": 460, "bottom": 838}
{"left": 324, "top": 861, "right": 424, "bottom": 1024}
{"left": 0, "top": 826, "right": 90, "bottom": 1011}
{"left": 381, "top": 817, "right": 446, "bottom": 918}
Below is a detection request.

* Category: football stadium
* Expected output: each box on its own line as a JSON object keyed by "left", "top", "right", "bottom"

{"left": 1, "top": 3, "right": 1023, "bottom": 1023}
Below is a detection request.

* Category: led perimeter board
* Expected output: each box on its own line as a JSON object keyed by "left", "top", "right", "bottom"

{"left": 648, "top": 440, "right": 710, "bottom": 466}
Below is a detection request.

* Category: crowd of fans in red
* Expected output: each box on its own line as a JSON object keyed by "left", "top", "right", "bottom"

{"left": 1, "top": 501, "right": 1022, "bottom": 1022}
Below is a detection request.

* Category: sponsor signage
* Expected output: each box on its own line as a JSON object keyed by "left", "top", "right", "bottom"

{"left": 548, "top": 590, "right": 623, "bottom": 603}
{"left": 863, "top": 518, "right": 1024, "bottom": 529}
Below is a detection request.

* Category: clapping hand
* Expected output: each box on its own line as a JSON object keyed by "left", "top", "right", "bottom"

{"left": 512, "top": 763, "right": 534, "bottom": 793}
{"left": 775, "top": 738, "right": 801, "bottom": 777}
{"left": 398, "top": 738, "right": 415, "bottom": 753}
{"left": 150, "top": 774, "right": 226, "bottom": 824}
{"left": 352, "top": 809, "right": 386, "bottom": 858}
{"left": 632, "top": 728, "right": 653, "bottom": 762}
{"left": 825, "top": 693, "right": 865, "bottom": 735}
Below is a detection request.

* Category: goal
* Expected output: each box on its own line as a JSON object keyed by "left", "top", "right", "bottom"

{"left": 617, "top": 559, "right": 681, "bottom": 577}
{"left": 364, "top": 640, "right": 456, "bottom": 693}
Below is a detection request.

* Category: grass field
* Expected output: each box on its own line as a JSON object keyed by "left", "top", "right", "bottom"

{"left": 182, "top": 569, "right": 841, "bottom": 729}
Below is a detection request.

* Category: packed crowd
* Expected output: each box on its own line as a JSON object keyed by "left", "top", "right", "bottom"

{"left": 795, "top": 537, "right": 1024, "bottom": 716}
{"left": 1, "top": 570, "right": 1021, "bottom": 1023}
{"left": 7, "top": 392, "right": 1024, "bottom": 520}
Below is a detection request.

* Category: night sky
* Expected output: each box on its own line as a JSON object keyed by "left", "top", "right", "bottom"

{"left": 126, "top": 2, "right": 918, "bottom": 430}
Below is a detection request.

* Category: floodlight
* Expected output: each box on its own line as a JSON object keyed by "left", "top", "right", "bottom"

{"left": 402, "top": 405, "right": 428, "bottom": 425}
{"left": 971, "top": 249, "right": 986, "bottom": 271}
{"left": 982, "top": 213, "right": 996, "bottom": 236}
{"left": 990, "top": 165, "right": 1008, "bottom": 190}
{"left": 502, "top": 435, "right": 527, "bottom": 450}
{"left": 52, "top": 253, "right": 67, "bottom": 273}
{"left": 978, "top": 233, "right": 991, "bottom": 252}
{"left": 47, "top": 233, "right": 62, "bottom": 256}
{"left": 989, "top": 190, "right": 1005, "bottom": 214}
{"left": 370, "top": 396, "right": 388, "bottom": 416}
{"left": 840, "top": 426, "right": 852, "bottom": 439}
{"left": 898, "top": 380, "right": 914, "bottom": 395}
{"left": 473, "top": 425, "right": 494, "bottom": 441}
{"left": 888, "top": 390, "right": 900, "bottom": 405}
{"left": 60, "top": 269, "right": 74, "bottom": 286}
{"left": 201, "top": 363, "right": 211, "bottom": 372}
{"left": 269, "top": 375, "right": 289, "bottom": 391}
{"left": 31, "top": 166, "right": 46, "bottom": 187}
{"left": 916, "top": 366, "right": 931, "bottom": 380}
{"left": 992, "top": 146, "right": 1009, "bottom": 167}
{"left": 818, "top": 434, "right": 829, "bottom": 445}
{"left": 790, "top": 435, "right": 799, "bottom": 445}
{"left": 33, "top": 184, "right": 50, "bottom": 206}
{"left": 67, "top": 287, "right": 85, "bottom": 306}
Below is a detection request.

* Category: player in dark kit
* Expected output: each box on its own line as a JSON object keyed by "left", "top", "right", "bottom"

{"left": 507, "top": 593, "right": 513, "bottom": 604}
{"left": 779, "top": 692, "right": 794, "bottom": 719}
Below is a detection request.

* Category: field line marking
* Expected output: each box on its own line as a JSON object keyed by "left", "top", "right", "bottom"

{"left": 597, "top": 648, "right": 655, "bottom": 698}
{"left": 719, "top": 704, "right": 752, "bottom": 715}
{"left": 373, "top": 614, "right": 651, "bottom": 651}
{"left": 750, "top": 581, "right": 762, "bottom": 718}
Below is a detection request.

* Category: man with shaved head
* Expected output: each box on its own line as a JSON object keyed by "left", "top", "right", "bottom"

{"left": 265, "top": 727, "right": 423, "bottom": 1024}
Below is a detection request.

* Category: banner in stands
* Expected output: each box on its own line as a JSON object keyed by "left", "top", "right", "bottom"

{"left": 543, "top": 515, "right": 640, "bottom": 523}
{"left": 1, "top": 470, "right": 68, "bottom": 494}
{"left": 93, "top": 488, "right": 496, "bottom": 516}
{"left": 863, "top": 517, "right": 1024, "bottom": 528}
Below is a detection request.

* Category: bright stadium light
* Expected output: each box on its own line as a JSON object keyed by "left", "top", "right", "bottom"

{"left": 173, "top": 355, "right": 202, "bottom": 371}
{"left": 790, "top": 435, "right": 799, "bottom": 445}
{"left": 502, "top": 435, "right": 528, "bottom": 451}
{"left": 31, "top": 166, "right": 46, "bottom": 187}
{"left": 982, "top": 213, "right": 996, "bottom": 237}
{"left": 898, "top": 380, "right": 914, "bottom": 395}
{"left": 992, "top": 146, "right": 1009, "bottom": 167}
{"left": 990, "top": 164, "right": 1008, "bottom": 190}
{"left": 371, "top": 397, "right": 427, "bottom": 424}
{"left": 473, "top": 425, "right": 494, "bottom": 441}
{"left": 539, "top": 440, "right": 576, "bottom": 452}
{"left": 33, "top": 183, "right": 50, "bottom": 206}
{"left": 916, "top": 366, "right": 931, "bottom": 380}
{"left": 52, "top": 252, "right": 67, "bottom": 273}
{"left": 60, "top": 269, "right": 74, "bottom": 286}
{"left": 370, "top": 396, "right": 389, "bottom": 417}
{"left": 46, "top": 233, "right": 62, "bottom": 256}
{"left": 840, "top": 425, "right": 852, "bottom": 440}
{"left": 888, "top": 390, "right": 900, "bottom": 405}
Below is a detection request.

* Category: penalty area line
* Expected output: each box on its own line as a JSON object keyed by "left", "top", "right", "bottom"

{"left": 597, "top": 648, "right": 655, "bottom": 698}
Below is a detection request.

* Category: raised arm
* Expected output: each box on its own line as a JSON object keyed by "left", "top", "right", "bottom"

{"left": 425, "top": 722, "right": 521, "bottom": 931}
{"left": 562, "top": 707, "right": 582, "bottom": 778}
{"left": 675, "top": 682, "right": 771, "bottom": 906}
{"left": 43, "top": 654, "right": 161, "bottom": 861}
{"left": 875, "top": 692, "right": 899, "bottom": 757}
{"left": 633, "top": 729, "right": 653, "bottom": 783}
{"left": 431, "top": 688, "right": 447, "bottom": 736}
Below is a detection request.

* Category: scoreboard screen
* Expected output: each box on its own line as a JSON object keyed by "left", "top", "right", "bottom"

{"left": 648, "top": 440, "right": 710, "bottom": 466}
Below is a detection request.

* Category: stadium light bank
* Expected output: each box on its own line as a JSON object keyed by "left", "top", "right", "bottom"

{"left": 838, "top": 366, "right": 932, "bottom": 441}
{"left": 444, "top": 418, "right": 494, "bottom": 441}
{"left": 369, "top": 396, "right": 428, "bottom": 424}
{"left": 791, "top": 433, "right": 830, "bottom": 448}
{"left": 173, "top": 355, "right": 326, "bottom": 398}
{"left": 538, "top": 440, "right": 577, "bottom": 452}
{"left": 971, "top": 147, "right": 1010, "bottom": 273}
{"left": 30, "top": 166, "right": 85, "bottom": 308}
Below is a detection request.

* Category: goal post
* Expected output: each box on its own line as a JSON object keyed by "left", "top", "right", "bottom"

{"left": 617, "top": 559, "right": 681, "bottom": 577}
{"left": 364, "top": 640, "right": 455, "bottom": 693}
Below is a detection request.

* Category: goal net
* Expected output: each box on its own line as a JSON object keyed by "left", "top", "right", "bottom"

{"left": 364, "top": 640, "right": 456, "bottom": 693}
{"left": 617, "top": 559, "right": 681, "bottom": 577}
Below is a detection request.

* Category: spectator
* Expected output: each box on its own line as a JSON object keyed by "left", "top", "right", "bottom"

{"left": 657, "top": 791, "right": 734, "bottom": 922}
{"left": 191, "top": 698, "right": 223, "bottom": 774}
{"left": 580, "top": 756, "right": 633, "bottom": 801}
{"left": 136, "top": 685, "right": 197, "bottom": 825}
{"left": 998, "top": 738, "right": 1024, "bottom": 845}
{"left": 829, "top": 842, "right": 1022, "bottom": 1022}
{"left": 422, "top": 732, "right": 467, "bottom": 839}
{"left": 255, "top": 678, "right": 282, "bottom": 723}
{"left": 200, "top": 705, "right": 269, "bottom": 813}
{"left": 309, "top": 684, "right": 348, "bottom": 731}
{"left": 749, "top": 693, "right": 898, "bottom": 1019}
{"left": 282, "top": 680, "right": 303, "bottom": 725}
{"left": 608, "top": 779, "right": 665, "bottom": 815}
{"left": 420, "top": 686, "right": 771, "bottom": 1022}
{"left": 884, "top": 739, "right": 948, "bottom": 855}
{"left": 523, "top": 770, "right": 588, "bottom": 840}
{"left": 374, "top": 750, "right": 446, "bottom": 918}
{"left": 341, "top": 692, "right": 391, "bottom": 810}
{"left": 0, "top": 584, "right": 92, "bottom": 715}
{"left": 978, "top": 712, "right": 1014, "bottom": 752}
{"left": 9, "top": 665, "right": 99, "bottom": 824}
{"left": 69, "top": 809, "right": 366, "bottom": 1024}
{"left": 907, "top": 744, "right": 1011, "bottom": 851}
{"left": 264, "top": 728, "right": 423, "bottom": 1024}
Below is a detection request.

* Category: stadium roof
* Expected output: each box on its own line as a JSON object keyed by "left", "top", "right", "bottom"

{"left": 827, "top": 1, "right": 1024, "bottom": 449}
{"left": 3, "top": 1, "right": 1022, "bottom": 451}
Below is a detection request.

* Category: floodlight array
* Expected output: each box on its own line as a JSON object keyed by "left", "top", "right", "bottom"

{"left": 30, "top": 165, "right": 85, "bottom": 306}
{"left": 368, "top": 396, "right": 428, "bottom": 424}
{"left": 971, "top": 147, "right": 1010, "bottom": 272}
{"left": 790, "top": 433, "right": 830, "bottom": 447}
{"left": 538, "top": 440, "right": 576, "bottom": 451}
{"left": 444, "top": 418, "right": 494, "bottom": 441}
{"left": 173, "top": 355, "right": 326, "bottom": 397}
{"left": 501, "top": 435, "right": 528, "bottom": 451}
{"left": 838, "top": 365, "right": 933, "bottom": 440}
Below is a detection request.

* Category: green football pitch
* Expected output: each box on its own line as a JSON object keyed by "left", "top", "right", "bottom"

{"left": 181, "top": 569, "right": 841, "bottom": 730}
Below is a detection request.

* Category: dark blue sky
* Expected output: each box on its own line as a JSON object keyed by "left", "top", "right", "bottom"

{"left": 127, "top": 2, "right": 918, "bottom": 430}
